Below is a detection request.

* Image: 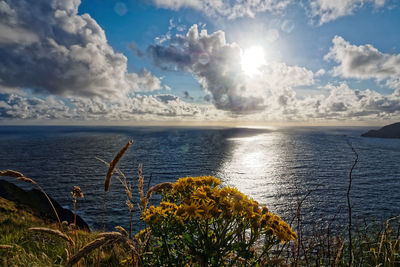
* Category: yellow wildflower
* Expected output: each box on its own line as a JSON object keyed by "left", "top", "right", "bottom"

{"left": 160, "top": 201, "right": 178, "bottom": 213}
{"left": 180, "top": 202, "right": 203, "bottom": 220}
{"left": 199, "top": 200, "right": 215, "bottom": 219}
{"left": 192, "top": 187, "right": 209, "bottom": 203}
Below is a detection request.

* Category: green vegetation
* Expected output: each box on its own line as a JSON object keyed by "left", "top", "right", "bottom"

{"left": 138, "top": 176, "right": 296, "bottom": 266}
{"left": 0, "top": 197, "right": 124, "bottom": 266}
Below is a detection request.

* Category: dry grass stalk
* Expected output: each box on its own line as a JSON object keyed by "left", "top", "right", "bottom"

{"left": 71, "top": 185, "right": 84, "bottom": 247}
{"left": 97, "top": 140, "right": 133, "bottom": 267}
{"left": 104, "top": 140, "right": 133, "bottom": 192}
{"left": 0, "top": 244, "right": 13, "bottom": 249}
{"left": 115, "top": 226, "right": 129, "bottom": 237}
{"left": 65, "top": 248, "right": 70, "bottom": 262}
{"left": 97, "top": 156, "right": 135, "bottom": 239}
{"left": 16, "top": 176, "right": 36, "bottom": 184}
{"left": 67, "top": 232, "right": 126, "bottom": 267}
{"left": 145, "top": 182, "right": 173, "bottom": 204}
{"left": 71, "top": 188, "right": 83, "bottom": 225}
{"left": 97, "top": 231, "right": 124, "bottom": 239}
{"left": 0, "top": 169, "right": 24, "bottom": 178}
{"left": 71, "top": 186, "right": 84, "bottom": 200}
{"left": 138, "top": 164, "right": 145, "bottom": 209}
{"left": 71, "top": 186, "right": 84, "bottom": 226}
{"left": 67, "top": 237, "right": 108, "bottom": 267}
{"left": 334, "top": 238, "right": 345, "bottom": 267}
{"left": 96, "top": 157, "right": 132, "bottom": 198}
{"left": 99, "top": 140, "right": 133, "bottom": 230}
{"left": 1, "top": 169, "right": 62, "bottom": 228}
{"left": 0, "top": 170, "right": 36, "bottom": 185}
{"left": 29, "top": 227, "right": 75, "bottom": 246}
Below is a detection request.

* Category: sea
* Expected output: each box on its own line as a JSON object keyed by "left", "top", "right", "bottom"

{"left": 0, "top": 125, "right": 399, "bottom": 232}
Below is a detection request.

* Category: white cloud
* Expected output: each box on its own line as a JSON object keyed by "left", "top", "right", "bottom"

{"left": 148, "top": 24, "right": 315, "bottom": 113}
{"left": 325, "top": 36, "right": 400, "bottom": 88}
{"left": 151, "top": 0, "right": 291, "bottom": 19}
{"left": 2, "top": 82, "right": 400, "bottom": 123}
{"left": 0, "top": 92, "right": 225, "bottom": 121}
{"left": 271, "top": 82, "right": 400, "bottom": 121}
{"left": 126, "top": 69, "right": 162, "bottom": 92}
{"left": 0, "top": 94, "right": 73, "bottom": 120}
{"left": 0, "top": 0, "right": 161, "bottom": 100}
{"left": 309, "top": 0, "right": 387, "bottom": 25}
{"left": 315, "top": 68, "right": 326, "bottom": 76}
{"left": 386, "top": 78, "right": 400, "bottom": 90}
{"left": 152, "top": 0, "right": 388, "bottom": 23}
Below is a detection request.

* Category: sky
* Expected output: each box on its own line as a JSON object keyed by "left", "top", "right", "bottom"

{"left": 0, "top": 0, "right": 400, "bottom": 126}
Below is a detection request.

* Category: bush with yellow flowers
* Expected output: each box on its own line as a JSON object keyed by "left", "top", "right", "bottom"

{"left": 139, "top": 176, "right": 296, "bottom": 266}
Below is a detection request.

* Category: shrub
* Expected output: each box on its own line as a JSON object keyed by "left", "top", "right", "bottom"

{"left": 138, "top": 176, "right": 296, "bottom": 266}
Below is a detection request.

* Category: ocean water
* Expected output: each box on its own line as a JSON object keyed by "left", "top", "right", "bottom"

{"left": 0, "top": 125, "right": 399, "bottom": 232}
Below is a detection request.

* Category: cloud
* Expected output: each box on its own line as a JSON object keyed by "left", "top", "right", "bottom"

{"left": 309, "top": 0, "right": 386, "bottom": 25}
{"left": 148, "top": 24, "right": 314, "bottom": 113}
{"left": 126, "top": 69, "right": 162, "bottom": 92}
{"left": 0, "top": 0, "right": 161, "bottom": 100}
{"left": 152, "top": 0, "right": 387, "bottom": 23}
{"left": 315, "top": 68, "right": 326, "bottom": 76}
{"left": 150, "top": 0, "right": 291, "bottom": 19}
{"left": 325, "top": 36, "right": 400, "bottom": 88}
{"left": 183, "top": 91, "right": 194, "bottom": 101}
{"left": 309, "top": 83, "right": 400, "bottom": 119}
{"left": 266, "top": 82, "right": 400, "bottom": 121}
{"left": 0, "top": 94, "right": 74, "bottom": 120}
{"left": 156, "top": 94, "right": 179, "bottom": 103}
{"left": 128, "top": 41, "right": 144, "bottom": 58}
{"left": 0, "top": 92, "right": 224, "bottom": 121}
{"left": 2, "top": 82, "right": 400, "bottom": 123}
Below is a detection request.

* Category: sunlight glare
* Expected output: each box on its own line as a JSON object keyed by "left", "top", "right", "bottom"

{"left": 217, "top": 134, "right": 280, "bottom": 202}
{"left": 241, "top": 46, "right": 265, "bottom": 76}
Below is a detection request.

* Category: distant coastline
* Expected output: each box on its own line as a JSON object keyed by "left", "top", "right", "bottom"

{"left": 361, "top": 122, "right": 400, "bottom": 139}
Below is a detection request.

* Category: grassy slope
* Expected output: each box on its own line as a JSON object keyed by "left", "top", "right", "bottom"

{"left": 1, "top": 195, "right": 399, "bottom": 266}
{"left": 0, "top": 197, "right": 67, "bottom": 266}
{"left": 0, "top": 197, "right": 125, "bottom": 266}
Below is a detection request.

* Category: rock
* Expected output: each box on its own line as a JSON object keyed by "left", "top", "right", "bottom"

{"left": 0, "top": 180, "right": 90, "bottom": 230}
{"left": 361, "top": 122, "right": 400, "bottom": 139}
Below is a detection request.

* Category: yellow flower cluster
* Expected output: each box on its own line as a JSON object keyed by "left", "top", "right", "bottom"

{"left": 170, "top": 176, "right": 221, "bottom": 196}
{"left": 141, "top": 202, "right": 177, "bottom": 223}
{"left": 141, "top": 176, "right": 297, "bottom": 242}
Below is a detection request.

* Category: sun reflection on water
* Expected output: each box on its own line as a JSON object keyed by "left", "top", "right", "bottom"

{"left": 217, "top": 133, "right": 285, "bottom": 205}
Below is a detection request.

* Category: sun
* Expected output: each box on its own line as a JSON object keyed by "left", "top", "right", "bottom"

{"left": 241, "top": 46, "right": 266, "bottom": 76}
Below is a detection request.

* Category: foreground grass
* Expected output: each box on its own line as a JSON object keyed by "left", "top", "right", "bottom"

{"left": 282, "top": 216, "right": 400, "bottom": 266}
{"left": 0, "top": 197, "right": 128, "bottom": 266}
{"left": 2, "top": 195, "right": 400, "bottom": 266}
